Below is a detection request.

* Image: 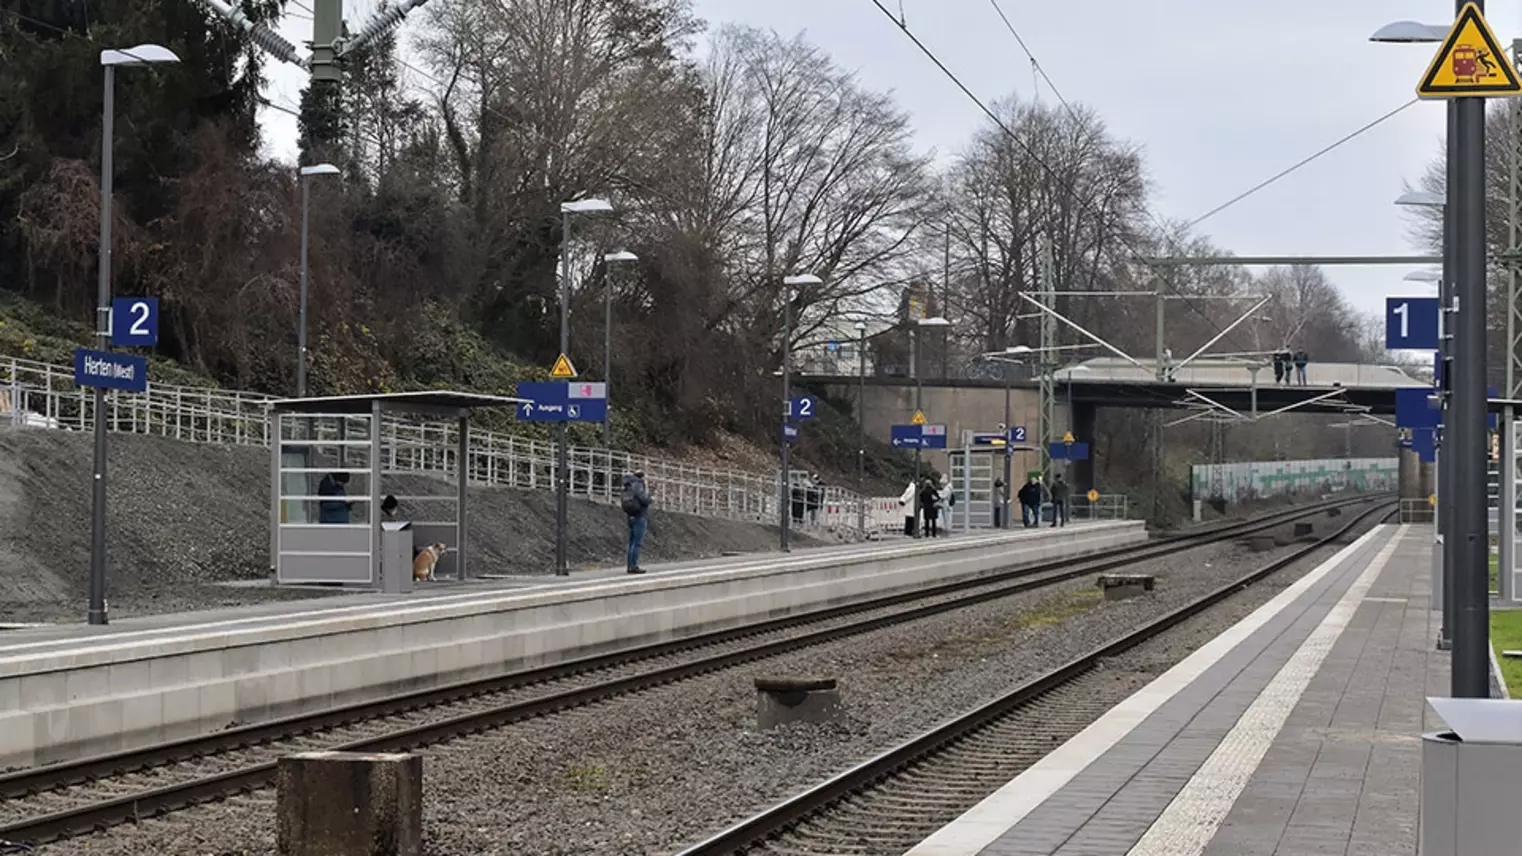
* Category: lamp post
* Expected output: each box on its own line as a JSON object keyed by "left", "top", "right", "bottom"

{"left": 1375, "top": 13, "right": 1488, "bottom": 696}
{"left": 779, "top": 274, "right": 823, "bottom": 552}
{"left": 90, "top": 44, "right": 181, "bottom": 626}
{"left": 855, "top": 320, "right": 868, "bottom": 533}
{"left": 297, "top": 163, "right": 339, "bottom": 398}
{"left": 1396, "top": 183, "right": 1454, "bottom": 651}
{"left": 556, "top": 197, "right": 614, "bottom": 576}
{"left": 601, "top": 250, "right": 638, "bottom": 448}
{"left": 913, "top": 316, "right": 953, "bottom": 536}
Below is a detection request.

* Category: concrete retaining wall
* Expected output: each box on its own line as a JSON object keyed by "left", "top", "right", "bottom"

{"left": 0, "top": 522, "right": 1145, "bottom": 768}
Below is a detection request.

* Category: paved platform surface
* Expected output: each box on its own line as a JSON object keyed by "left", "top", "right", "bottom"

{"left": 908, "top": 523, "right": 1455, "bottom": 856}
{"left": 0, "top": 524, "right": 1105, "bottom": 650}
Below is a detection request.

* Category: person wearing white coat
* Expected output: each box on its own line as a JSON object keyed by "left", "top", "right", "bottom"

{"left": 898, "top": 480, "right": 917, "bottom": 536}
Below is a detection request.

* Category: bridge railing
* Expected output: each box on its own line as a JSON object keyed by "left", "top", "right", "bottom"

{"left": 1, "top": 355, "right": 874, "bottom": 535}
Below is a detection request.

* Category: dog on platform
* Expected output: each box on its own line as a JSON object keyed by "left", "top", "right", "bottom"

{"left": 412, "top": 542, "right": 448, "bottom": 581}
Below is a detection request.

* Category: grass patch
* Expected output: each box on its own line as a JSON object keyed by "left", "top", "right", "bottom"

{"left": 1490, "top": 609, "right": 1522, "bottom": 696}
{"left": 1014, "top": 587, "right": 1105, "bottom": 630}
{"left": 563, "top": 764, "right": 610, "bottom": 792}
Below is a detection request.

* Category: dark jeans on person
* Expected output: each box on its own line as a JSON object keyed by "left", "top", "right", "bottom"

{"left": 1051, "top": 500, "right": 1066, "bottom": 527}
{"left": 925, "top": 514, "right": 939, "bottom": 537}
{"left": 627, "top": 515, "right": 647, "bottom": 570}
{"left": 1021, "top": 503, "right": 1035, "bottom": 527}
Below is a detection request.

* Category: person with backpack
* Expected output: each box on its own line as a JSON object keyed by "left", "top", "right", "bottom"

{"left": 620, "top": 470, "right": 652, "bottom": 574}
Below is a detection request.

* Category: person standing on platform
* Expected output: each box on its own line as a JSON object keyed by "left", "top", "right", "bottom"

{"left": 1017, "top": 476, "right": 1042, "bottom": 528}
{"left": 317, "top": 471, "right": 354, "bottom": 524}
{"left": 1049, "top": 474, "right": 1070, "bottom": 527}
{"left": 1293, "top": 349, "right": 1309, "bottom": 386}
{"left": 919, "top": 478, "right": 942, "bottom": 538}
{"left": 620, "top": 470, "right": 652, "bottom": 574}
{"left": 898, "top": 479, "right": 917, "bottom": 536}
{"left": 993, "top": 478, "right": 1008, "bottom": 528}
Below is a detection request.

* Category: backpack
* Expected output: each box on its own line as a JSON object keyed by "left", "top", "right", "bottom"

{"left": 620, "top": 481, "right": 644, "bottom": 516}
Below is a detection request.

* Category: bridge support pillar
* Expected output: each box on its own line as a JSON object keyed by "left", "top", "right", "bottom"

{"left": 1070, "top": 401, "right": 1097, "bottom": 497}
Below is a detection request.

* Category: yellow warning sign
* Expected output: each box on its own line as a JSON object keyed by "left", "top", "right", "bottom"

{"left": 1087, "top": 489, "right": 1100, "bottom": 503}
{"left": 550, "top": 353, "right": 577, "bottom": 378}
{"left": 911, "top": 410, "right": 927, "bottom": 426}
{"left": 1062, "top": 431, "right": 1075, "bottom": 444}
{"left": 1429, "top": 494, "right": 1438, "bottom": 507}
{"left": 1416, "top": 3, "right": 1522, "bottom": 99}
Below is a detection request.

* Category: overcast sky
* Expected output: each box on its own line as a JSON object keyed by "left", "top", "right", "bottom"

{"left": 259, "top": 0, "right": 1514, "bottom": 325}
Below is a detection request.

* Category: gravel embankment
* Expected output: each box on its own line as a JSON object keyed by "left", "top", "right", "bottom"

{"left": 0, "top": 428, "right": 817, "bottom": 624}
{"left": 37, "top": 508, "right": 1381, "bottom": 856}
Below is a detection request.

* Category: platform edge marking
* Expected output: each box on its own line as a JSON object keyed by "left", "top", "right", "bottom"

{"left": 1123, "top": 525, "right": 1408, "bottom": 856}
{"left": 902, "top": 523, "right": 1395, "bottom": 856}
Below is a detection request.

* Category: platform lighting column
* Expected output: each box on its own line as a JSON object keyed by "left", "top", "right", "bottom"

{"left": 90, "top": 45, "right": 180, "bottom": 626}
{"left": 601, "top": 251, "right": 638, "bottom": 450}
{"left": 556, "top": 198, "right": 613, "bottom": 576}
{"left": 297, "top": 163, "right": 339, "bottom": 398}
{"left": 780, "top": 274, "right": 822, "bottom": 553}
{"left": 856, "top": 321, "right": 868, "bottom": 534}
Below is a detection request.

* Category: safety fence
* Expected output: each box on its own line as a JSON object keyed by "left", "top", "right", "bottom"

{"left": 1398, "top": 498, "right": 1436, "bottom": 524}
{"left": 0, "top": 355, "right": 870, "bottom": 534}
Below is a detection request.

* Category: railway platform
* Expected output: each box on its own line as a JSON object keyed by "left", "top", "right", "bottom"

{"left": 0, "top": 521, "right": 1141, "bottom": 771}
{"left": 907, "top": 522, "right": 1461, "bottom": 856}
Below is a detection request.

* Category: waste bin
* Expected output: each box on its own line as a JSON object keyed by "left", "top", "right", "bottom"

{"left": 381, "top": 520, "right": 415, "bottom": 594}
{"left": 1421, "top": 697, "right": 1522, "bottom": 855}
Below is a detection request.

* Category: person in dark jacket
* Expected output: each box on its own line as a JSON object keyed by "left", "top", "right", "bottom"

{"left": 621, "top": 470, "right": 652, "bottom": 574}
{"left": 1048, "top": 474, "right": 1070, "bottom": 527}
{"left": 317, "top": 472, "right": 353, "bottom": 524}
{"left": 1017, "top": 477, "right": 1042, "bottom": 527}
{"left": 919, "top": 478, "right": 941, "bottom": 538}
{"left": 1293, "top": 349, "right": 1309, "bottom": 386}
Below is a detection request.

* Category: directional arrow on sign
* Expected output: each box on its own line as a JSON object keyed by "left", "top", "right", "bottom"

{"left": 520, "top": 402, "right": 535, "bottom": 418}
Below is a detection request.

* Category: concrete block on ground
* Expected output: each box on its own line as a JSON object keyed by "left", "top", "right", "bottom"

{"left": 1293, "top": 522, "right": 1315, "bottom": 538}
{"left": 756, "top": 676, "right": 841, "bottom": 729}
{"left": 1096, "top": 573, "right": 1155, "bottom": 601}
{"left": 276, "top": 751, "right": 423, "bottom": 856}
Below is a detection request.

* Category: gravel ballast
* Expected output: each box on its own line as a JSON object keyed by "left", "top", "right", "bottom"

{"left": 0, "top": 428, "right": 816, "bottom": 624}
{"left": 34, "top": 507, "right": 1386, "bottom": 856}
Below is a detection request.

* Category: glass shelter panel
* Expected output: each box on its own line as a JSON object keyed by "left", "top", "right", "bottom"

{"left": 276, "top": 411, "right": 377, "bottom": 585}
{"left": 950, "top": 450, "right": 996, "bottom": 529}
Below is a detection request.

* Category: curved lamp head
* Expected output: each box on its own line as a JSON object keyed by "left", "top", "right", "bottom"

{"left": 603, "top": 251, "right": 638, "bottom": 263}
{"left": 917, "top": 316, "right": 952, "bottom": 328}
{"left": 300, "top": 163, "right": 340, "bottom": 177}
{"left": 854, "top": 321, "right": 868, "bottom": 332}
{"left": 101, "top": 44, "right": 181, "bottom": 67}
{"left": 1404, "top": 270, "right": 1442, "bottom": 283}
{"left": 783, "top": 274, "right": 823, "bottom": 287}
{"left": 1395, "top": 190, "right": 1444, "bottom": 208}
{"left": 1368, "top": 21, "right": 1449, "bottom": 43}
{"left": 561, "top": 198, "right": 613, "bottom": 214}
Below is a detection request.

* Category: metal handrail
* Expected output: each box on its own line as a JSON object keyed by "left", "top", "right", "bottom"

{"left": 2, "top": 356, "right": 869, "bottom": 532}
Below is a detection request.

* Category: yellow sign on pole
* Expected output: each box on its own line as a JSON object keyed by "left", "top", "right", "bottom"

{"left": 550, "top": 353, "right": 578, "bottom": 378}
{"left": 1087, "top": 489, "right": 1100, "bottom": 503}
{"left": 1062, "top": 430, "right": 1075, "bottom": 444}
{"left": 911, "top": 410, "right": 927, "bottom": 426}
{"left": 1429, "top": 494, "right": 1438, "bottom": 507}
{"left": 1416, "top": 3, "right": 1522, "bottom": 98}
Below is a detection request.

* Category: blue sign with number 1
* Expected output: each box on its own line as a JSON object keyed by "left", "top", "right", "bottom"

{"left": 1385, "top": 297, "right": 1440, "bottom": 350}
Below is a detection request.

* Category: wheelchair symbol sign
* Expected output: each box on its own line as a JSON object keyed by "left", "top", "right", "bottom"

{"left": 568, "top": 404, "right": 581, "bottom": 419}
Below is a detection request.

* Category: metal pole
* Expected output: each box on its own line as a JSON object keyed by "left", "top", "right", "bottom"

{"left": 457, "top": 415, "right": 469, "bottom": 581}
{"left": 1441, "top": 99, "right": 1458, "bottom": 650}
{"left": 857, "top": 326, "right": 866, "bottom": 534}
{"left": 555, "top": 210, "right": 570, "bottom": 576}
{"left": 912, "top": 327, "right": 922, "bottom": 536}
{"left": 88, "top": 65, "right": 115, "bottom": 625}
{"left": 1002, "top": 364, "right": 1012, "bottom": 528}
{"left": 603, "top": 268, "right": 613, "bottom": 448}
{"left": 297, "top": 174, "right": 311, "bottom": 398}
{"left": 1451, "top": 65, "right": 1489, "bottom": 697}
{"left": 1503, "top": 406, "right": 1516, "bottom": 601}
{"left": 780, "top": 286, "right": 792, "bottom": 552}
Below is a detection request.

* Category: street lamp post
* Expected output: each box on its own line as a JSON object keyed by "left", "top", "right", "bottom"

{"left": 779, "top": 274, "right": 823, "bottom": 552}
{"left": 90, "top": 44, "right": 180, "bottom": 626}
{"left": 913, "top": 316, "right": 953, "bottom": 535}
{"left": 601, "top": 251, "right": 638, "bottom": 448}
{"left": 855, "top": 320, "right": 868, "bottom": 534}
{"left": 556, "top": 198, "right": 614, "bottom": 576}
{"left": 297, "top": 163, "right": 339, "bottom": 398}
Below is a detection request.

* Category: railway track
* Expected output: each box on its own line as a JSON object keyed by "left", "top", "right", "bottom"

{"left": 673, "top": 498, "right": 1397, "bottom": 856}
{"left": 0, "top": 495, "right": 1381, "bottom": 847}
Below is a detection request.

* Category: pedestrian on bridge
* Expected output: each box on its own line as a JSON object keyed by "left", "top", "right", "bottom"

{"left": 1293, "top": 349, "right": 1308, "bottom": 386}
{"left": 1272, "top": 351, "right": 1285, "bottom": 384}
{"left": 621, "top": 470, "right": 652, "bottom": 574}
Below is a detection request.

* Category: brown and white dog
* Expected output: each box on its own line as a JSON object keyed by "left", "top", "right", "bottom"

{"left": 412, "top": 542, "right": 448, "bottom": 581}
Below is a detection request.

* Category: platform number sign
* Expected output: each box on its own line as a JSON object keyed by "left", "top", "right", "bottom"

{"left": 1384, "top": 297, "right": 1440, "bottom": 350}
{"left": 786, "top": 395, "right": 817, "bottom": 420}
{"left": 1008, "top": 425, "right": 1027, "bottom": 443}
{"left": 110, "top": 297, "right": 159, "bottom": 348}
